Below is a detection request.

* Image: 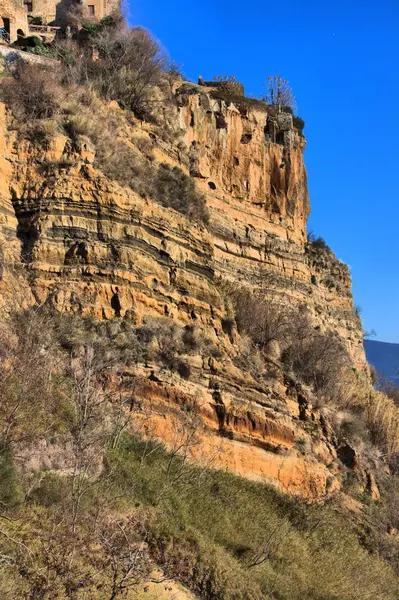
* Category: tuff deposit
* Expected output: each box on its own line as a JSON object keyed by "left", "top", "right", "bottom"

{"left": 0, "top": 83, "right": 366, "bottom": 499}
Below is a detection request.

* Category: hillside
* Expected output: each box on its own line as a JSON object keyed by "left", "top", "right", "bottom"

{"left": 365, "top": 339, "right": 399, "bottom": 383}
{"left": 0, "top": 14, "right": 399, "bottom": 599}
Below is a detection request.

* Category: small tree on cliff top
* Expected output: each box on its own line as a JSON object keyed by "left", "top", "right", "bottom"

{"left": 263, "top": 76, "right": 297, "bottom": 112}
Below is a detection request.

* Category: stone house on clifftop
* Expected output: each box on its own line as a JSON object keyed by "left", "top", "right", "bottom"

{"left": 0, "top": 0, "right": 118, "bottom": 42}
{"left": 0, "top": 0, "right": 28, "bottom": 42}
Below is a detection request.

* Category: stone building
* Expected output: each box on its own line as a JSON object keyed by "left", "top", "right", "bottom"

{"left": 0, "top": 0, "right": 29, "bottom": 42}
{"left": 25, "top": 0, "right": 119, "bottom": 28}
{"left": 0, "top": 0, "right": 119, "bottom": 42}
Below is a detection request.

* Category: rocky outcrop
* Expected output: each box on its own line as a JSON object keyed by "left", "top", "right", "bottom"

{"left": 0, "top": 85, "right": 367, "bottom": 499}
{"left": 176, "top": 87, "right": 363, "bottom": 365}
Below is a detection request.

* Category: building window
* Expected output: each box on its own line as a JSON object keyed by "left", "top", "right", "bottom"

{"left": 24, "top": 0, "right": 33, "bottom": 11}
{"left": 88, "top": 5, "right": 95, "bottom": 15}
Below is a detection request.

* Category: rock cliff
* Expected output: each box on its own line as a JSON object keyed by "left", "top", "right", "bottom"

{"left": 0, "top": 83, "right": 367, "bottom": 499}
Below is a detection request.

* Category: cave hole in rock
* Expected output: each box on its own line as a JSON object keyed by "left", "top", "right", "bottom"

{"left": 240, "top": 133, "right": 252, "bottom": 144}
{"left": 215, "top": 112, "right": 227, "bottom": 129}
{"left": 1, "top": 18, "right": 10, "bottom": 35}
{"left": 111, "top": 287, "right": 122, "bottom": 318}
{"left": 208, "top": 181, "right": 217, "bottom": 190}
{"left": 177, "top": 361, "right": 191, "bottom": 380}
{"left": 222, "top": 317, "right": 235, "bottom": 336}
{"left": 276, "top": 131, "right": 285, "bottom": 145}
{"left": 65, "top": 241, "right": 89, "bottom": 265}
{"left": 233, "top": 156, "right": 239, "bottom": 166}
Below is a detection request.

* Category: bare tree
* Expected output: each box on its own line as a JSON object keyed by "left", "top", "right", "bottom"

{"left": 0, "top": 308, "right": 65, "bottom": 449}
{"left": 245, "top": 518, "right": 291, "bottom": 568}
{"left": 68, "top": 345, "right": 115, "bottom": 531}
{"left": 98, "top": 515, "right": 169, "bottom": 600}
{"left": 263, "top": 76, "right": 297, "bottom": 112}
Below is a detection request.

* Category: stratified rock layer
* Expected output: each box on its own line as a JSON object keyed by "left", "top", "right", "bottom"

{"left": 0, "top": 86, "right": 366, "bottom": 499}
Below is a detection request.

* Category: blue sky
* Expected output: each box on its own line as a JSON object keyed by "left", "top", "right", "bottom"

{"left": 128, "top": 0, "right": 399, "bottom": 342}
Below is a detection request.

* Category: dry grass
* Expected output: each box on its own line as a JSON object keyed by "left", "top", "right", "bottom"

{"left": 365, "top": 391, "right": 399, "bottom": 458}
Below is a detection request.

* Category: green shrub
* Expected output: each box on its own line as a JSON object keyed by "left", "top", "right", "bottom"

{"left": 0, "top": 445, "right": 23, "bottom": 507}
{"left": 293, "top": 115, "right": 305, "bottom": 136}
{"left": 307, "top": 232, "right": 331, "bottom": 252}
{"left": 27, "top": 473, "right": 70, "bottom": 508}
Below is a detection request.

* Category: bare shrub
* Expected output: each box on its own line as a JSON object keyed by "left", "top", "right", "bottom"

{"left": 379, "top": 379, "right": 399, "bottom": 407}
{"left": 282, "top": 314, "right": 351, "bottom": 399}
{"left": 331, "top": 410, "right": 370, "bottom": 446}
{"left": 233, "top": 335, "right": 265, "bottom": 376}
{"left": 152, "top": 163, "right": 209, "bottom": 224}
{"left": 137, "top": 318, "right": 199, "bottom": 375}
{"left": 0, "top": 63, "right": 62, "bottom": 122}
{"left": 138, "top": 317, "right": 185, "bottom": 370}
{"left": 224, "top": 284, "right": 352, "bottom": 401}
{"left": 98, "top": 514, "right": 157, "bottom": 599}
{"left": 226, "top": 286, "right": 291, "bottom": 351}
{"left": 80, "top": 26, "right": 168, "bottom": 122}
{"left": 96, "top": 140, "right": 155, "bottom": 197}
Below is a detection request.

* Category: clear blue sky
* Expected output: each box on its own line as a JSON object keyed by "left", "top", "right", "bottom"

{"left": 128, "top": 0, "right": 399, "bottom": 342}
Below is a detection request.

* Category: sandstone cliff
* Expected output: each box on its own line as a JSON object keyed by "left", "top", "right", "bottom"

{"left": 0, "top": 82, "right": 368, "bottom": 500}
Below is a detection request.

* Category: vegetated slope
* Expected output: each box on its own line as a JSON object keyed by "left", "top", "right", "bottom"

{"left": 0, "top": 12, "right": 399, "bottom": 599}
{"left": 0, "top": 307, "right": 398, "bottom": 600}
{"left": 365, "top": 339, "right": 399, "bottom": 383}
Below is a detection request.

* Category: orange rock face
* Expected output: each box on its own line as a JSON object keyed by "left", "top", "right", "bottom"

{"left": 0, "top": 87, "right": 366, "bottom": 498}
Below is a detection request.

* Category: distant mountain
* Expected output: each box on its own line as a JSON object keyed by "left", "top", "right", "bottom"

{"left": 364, "top": 339, "right": 399, "bottom": 383}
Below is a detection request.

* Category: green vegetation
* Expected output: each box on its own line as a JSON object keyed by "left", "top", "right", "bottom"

{"left": 209, "top": 87, "right": 269, "bottom": 112}
{"left": 2, "top": 429, "right": 398, "bottom": 599}
{"left": 307, "top": 231, "right": 332, "bottom": 252}
{"left": 105, "top": 436, "right": 399, "bottom": 600}
{"left": 0, "top": 305, "right": 398, "bottom": 598}
{"left": 293, "top": 115, "right": 305, "bottom": 136}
